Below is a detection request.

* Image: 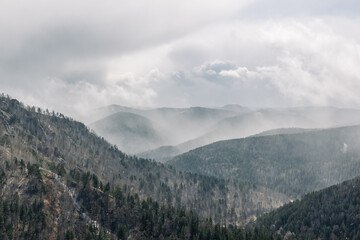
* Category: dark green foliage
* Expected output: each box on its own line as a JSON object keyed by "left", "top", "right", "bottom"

{"left": 81, "top": 171, "right": 92, "bottom": 188}
{"left": 73, "top": 170, "right": 273, "bottom": 240}
{"left": 48, "top": 162, "right": 66, "bottom": 177}
{"left": 170, "top": 126, "right": 360, "bottom": 197}
{"left": 0, "top": 167, "right": 5, "bottom": 186}
{"left": 27, "top": 162, "right": 42, "bottom": 180}
{"left": 65, "top": 230, "right": 75, "bottom": 240}
{"left": 104, "top": 182, "right": 110, "bottom": 192}
{"left": 256, "top": 176, "right": 360, "bottom": 239}
{"left": 92, "top": 174, "right": 99, "bottom": 188}
{"left": 9, "top": 114, "right": 18, "bottom": 125}
{"left": 0, "top": 186, "right": 46, "bottom": 239}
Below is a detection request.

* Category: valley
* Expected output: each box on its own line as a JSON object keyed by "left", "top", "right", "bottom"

{"left": 0, "top": 95, "right": 286, "bottom": 239}
{"left": 2, "top": 94, "right": 360, "bottom": 239}
{"left": 1, "top": 0, "right": 358, "bottom": 239}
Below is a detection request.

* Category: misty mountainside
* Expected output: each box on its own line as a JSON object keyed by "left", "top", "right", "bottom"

{"left": 138, "top": 145, "right": 183, "bottom": 162}
{"left": 169, "top": 125, "right": 360, "bottom": 198}
{"left": 141, "top": 107, "right": 360, "bottom": 161}
{"left": 255, "top": 176, "right": 360, "bottom": 239}
{"left": 135, "top": 106, "right": 240, "bottom": 146}
{"left": 91, "top": 105, "right": 241, "bottom": 154}
{"left": 91, "top": 104, "right": 142, "bottom": 121}
{"left": 251, "top": 128, "right": 317, "bottom": 137}
{"left": 90, "top": 112, "right": 166, "bottom": 154}
{"left": 221, "top": 104, "right": 250, "bottom": 112}
{"left": 90, "top": 104, "right": 248, "bottom": 124}
{"left": 0, "top": 95, "right": 289, "bottom": 227}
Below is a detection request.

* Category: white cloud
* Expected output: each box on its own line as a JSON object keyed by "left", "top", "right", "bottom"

{"left": 258, "top": 19, "right": 360, "bottom": 106}
{"left": 164, "top": 18, "right": 360, "bottom": 107}
{"left": 219, "top": 67, "right": 254, "bottom": 79}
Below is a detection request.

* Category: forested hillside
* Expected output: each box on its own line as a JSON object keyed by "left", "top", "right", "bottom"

{"left": 256, "top": 176, "right": 360, "bottom": 239}
{"left": 0, "top": 152, "right": 276, "bottom": 239}
{"left": 0, "top": 160, "right": 90, "bottom": 239}
{"left": 170, "top": 126, "right": 360, "bottom": 198}
{"left": 0, "top": 94, "right": 288, "bottom": 226}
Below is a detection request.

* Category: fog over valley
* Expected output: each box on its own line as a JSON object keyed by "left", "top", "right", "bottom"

{"left": 89, "top": 104, "right": 360, "bottom": 157}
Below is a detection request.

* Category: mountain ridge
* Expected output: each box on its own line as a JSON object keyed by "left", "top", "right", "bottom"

{"left": 255, "top": 175, "right": 360, "bottom": 239}
{"left": 139, "top": 107, "right": 360, "bottom": 161}
{"left": 169, "top": 125, "right": 360, "bottom": 198}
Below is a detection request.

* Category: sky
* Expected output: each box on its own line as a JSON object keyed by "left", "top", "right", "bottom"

{"left": 0, "top": 0, "right": 360, "bottom": 121}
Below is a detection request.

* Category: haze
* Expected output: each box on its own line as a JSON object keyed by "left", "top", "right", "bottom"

{"left": 0, "top": 0, "right": 360, "bottom": 122}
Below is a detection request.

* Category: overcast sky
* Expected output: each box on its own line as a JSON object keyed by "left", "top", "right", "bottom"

{"left": 1, "top": 0, "right": 360, "bottom": 121}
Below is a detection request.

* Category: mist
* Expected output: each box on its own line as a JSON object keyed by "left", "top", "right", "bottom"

{"left": 88, "top": 105, "right": 360, "bottom": 159}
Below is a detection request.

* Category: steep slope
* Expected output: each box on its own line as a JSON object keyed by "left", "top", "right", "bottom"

{"left": 170, "top": 126, "right": 360, "bottom": 198}
{"left": 0, "top": 153, "right": 275, "bottom": 240}
{"left": 0, "top": 95, "right": 289, "bottom": 225}
{"left": 90, "top": 112, "right": 165, "bottom": 154}
{"left": 0, "top": 159, "right": 91, "bottom": 239}
{"left": 256, "top": 176, "right": 360, "bottom": 239}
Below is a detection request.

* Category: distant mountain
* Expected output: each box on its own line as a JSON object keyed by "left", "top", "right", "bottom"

{"left": 169, "top": 125, "right": 360, "bottom": 198}
{"left": 175, "top": 107, "right": 237, "bottom": 125}
{"left": 92, "top": 106, "right": 240, "bottom": 154}
{"left": 171, "top": 110, "right": 315, "bottom": 154}
{"left": 190, "top": 107, "right": 360, "bottom": 149}
{"left": 256, "top": 176, "right": 360, "bottom": 239}
{"left": 143, "top": 107, "right": 360, "bottom": 161}
{"left": 90, "top": 112, "right": 165, "bottom": 154}
{"left": 139, "top": 110, "right": 313, "bottom": 161}
{"left": 145, "top": 107, "right": 239, "bottom": 146}
{"left": 138, "top": 145, "right": 182, "bottom": 162}
{"left": 0, "top": 95, "right": 289, "bottom": 228}
{"left": 86, "top": 104, "right": 141, "bottom": 123}
{"left": 251, "top": 127, "right": 317, "bottom": 137}
{"left": 220, "top": 104, "right": 250, "bottom": 112}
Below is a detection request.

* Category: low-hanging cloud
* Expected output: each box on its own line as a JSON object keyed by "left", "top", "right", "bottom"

{"left": 174, "top": 19, "right": 360, "bottom": 108}
{"left": 0, "top": 0, "right": 360, "bottom": 119}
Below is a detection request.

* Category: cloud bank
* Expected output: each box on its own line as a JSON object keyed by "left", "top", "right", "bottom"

{"left": 0, "top": 0, "right": 359, "bottom": 121}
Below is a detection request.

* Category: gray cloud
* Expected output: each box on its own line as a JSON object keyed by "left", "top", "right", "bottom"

{"left": 241, "top": 0, "right": 360, "bottom": 18}
{"left": 0, "top": 0, "right": 359, "bottom": 120}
